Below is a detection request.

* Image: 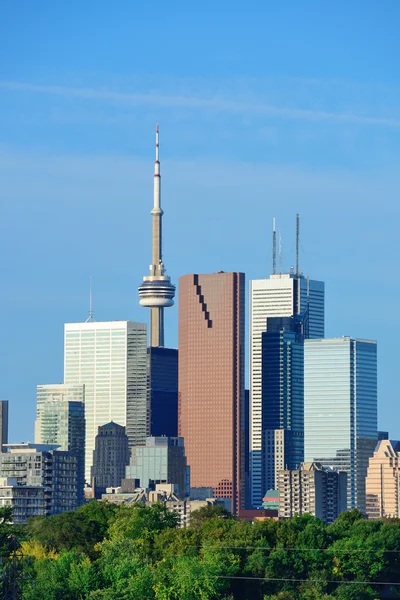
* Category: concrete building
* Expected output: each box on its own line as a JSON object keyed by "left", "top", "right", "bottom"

{"left": 366, "top": 440, "right": 400, "bottom": 519}
{"left": 0, "top": 401, "right": 8, "bottom": 452}
{"left": 138, "top": 125, "right": 175, "bottom": 348}
{"left": 262, "top": 316, "right": 305, "bottom": 495}
{"left": 126, "top": 436, "right": 189, "bottom": 498}
{"left": 250, "top": 273, "right": 324, "bottom": 507}
{"left": 35, "top": 384, "right": 85, "bottom": 505}
{"left": 178, "top": 272, "right": 246, "bottom": 513}
{"left": 0, "top": 443, "right": 78, "bottom": 515}
{"left": 102, "top": 483, "right": 223, "bottom": 528}
{"left": 91, "top": 422, "right": 130, "bottom": 497}
{"left": 64, "top": 320, "right": 147, "bottom": 482}
{"left": 0, "top": 477, "right": 46, "bottom": 523}
{"left": 278, "top": 462, "right": 347, "bottom": 523}
{"left": 148, "top": 347, "right": 178, "bottom": 437}
{"left": 304, "top": 337, "right": 377, "bottom": 513}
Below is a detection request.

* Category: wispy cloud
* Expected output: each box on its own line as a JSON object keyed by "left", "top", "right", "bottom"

{"left": 1, "top": 80, "right": 400, "bottom": 129}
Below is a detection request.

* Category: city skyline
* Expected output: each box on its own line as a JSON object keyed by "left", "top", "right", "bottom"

{"left": 1, "top": 2, "right": 399, "bottom": 444}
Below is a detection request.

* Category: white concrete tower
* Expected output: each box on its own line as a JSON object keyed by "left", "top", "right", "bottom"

{"left": 138, "top": 125, "right": 175, "bottom": 347}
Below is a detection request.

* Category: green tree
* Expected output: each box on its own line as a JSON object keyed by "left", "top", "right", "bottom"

{"left": 189, "top": 505, "right": 232, "bottom": 529}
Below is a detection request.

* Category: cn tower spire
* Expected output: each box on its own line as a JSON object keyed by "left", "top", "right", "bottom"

{"left": 138, "top": 125, "right": 175, "bottom": 347}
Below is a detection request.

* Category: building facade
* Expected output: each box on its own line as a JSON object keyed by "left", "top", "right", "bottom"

{"left": 126, "top": 436, "right": 189, "bottom": 498}
{"left": 304, "top": 337, "right": 377, "bottom": 513}
{"left": 35, "top": 384, "right": 85, "bottom": 505}
{"left": 178, "top": 272, "right": 245, "bottom": 513}
{"left": 0, "top": 401, "right": 8, "bottom": 452}
{"left": 0, "top": 477, "right": 46, "bottom": 523}
{"left": 250, "top": 273, "right": 324, "bottom": 506}
{"left": 262, "top": 316, "right": 304, "bottom": 495}
{"left": 148, "top": 347, "right": 178, "bottom": 437}
{"left": 0, "top": 444, "right": 78, "bottom": 515}
{"left": 64, "top": 320, "right": 147, "bottom": 482}
{"left": 278, "top": 462, "right": 347, "bottom": 523}
{"left": 366, "top": 440, "right": 400, "bottom": 519}
{"left": 91, "top": 422, "right": 130, "bottom": 497}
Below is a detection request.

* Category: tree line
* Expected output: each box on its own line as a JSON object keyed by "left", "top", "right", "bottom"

{"left": 0, "top": 503, "right": 400, "bottom": 599}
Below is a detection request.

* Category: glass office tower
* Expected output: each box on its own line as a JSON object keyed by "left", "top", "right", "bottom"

{"left": 262, "top": 316, "right": 304, "bottom": 493}
{"left": 35, "top": 384, "right": 85, "bottom": 505}
{"left": 304, "top": 337, "right": 377, "bottom": 512}
{"left": 64, "top": 321, "right": 147, "bottom": 483}
{"left": 250, "top": 273, "right": 324, "bottom": 506}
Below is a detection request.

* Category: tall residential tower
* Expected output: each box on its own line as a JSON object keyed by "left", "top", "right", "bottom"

{"left": 138, "top": 125, "right": 175, "bottom": 347}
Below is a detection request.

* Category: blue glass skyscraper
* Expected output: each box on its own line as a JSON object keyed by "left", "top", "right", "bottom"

{"left": 304, "top": 337, "right": 377, "bottom": 512}
{"left": 261, "top": 316, "right": 304, "bottom": 494}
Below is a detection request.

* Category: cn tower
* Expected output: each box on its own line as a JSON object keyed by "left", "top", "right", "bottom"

{"left": 138, "top": 125, "right": 175, "bottom": 347}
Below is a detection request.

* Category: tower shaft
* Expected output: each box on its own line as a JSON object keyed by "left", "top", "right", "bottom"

{"left": 138, "top": 125, "right": 175, "bottom": 347}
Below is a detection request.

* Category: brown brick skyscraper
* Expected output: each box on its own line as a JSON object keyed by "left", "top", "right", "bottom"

{"left": 178, "top": 272, "right": 245, "bottom": 513}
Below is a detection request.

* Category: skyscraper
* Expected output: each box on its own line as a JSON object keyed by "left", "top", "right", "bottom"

{"left": 178, "top": 272, "right": 245, "bottom": 513}
{"left": 138, "top": 125, "right": 175, "bottom": 348}
{"left": 148, "top": 347, "right": 178, "bottom": 437}
{"left": 0, "top": 401, "right": 8, "bottom": 452}
{"left": 35, "top": 384, "right": 85, "bottom": 505}
{"left": 304, "top": 337, "right": 377, "bottom": 513}
{"left": 262, "top": 316, "right": 304, "bottom": 494}
{"left": 64, "top": 321, "right": 147, "bottom": 482}
{"left": 250, "top": 273, "right": 324, "bottom": 506}
{"left": 91, "top": 422, "right": 130, "bottom": 497}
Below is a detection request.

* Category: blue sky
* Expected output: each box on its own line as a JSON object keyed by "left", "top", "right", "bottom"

{"left": 1, "top": 1, "right": 399, "bottom": 441}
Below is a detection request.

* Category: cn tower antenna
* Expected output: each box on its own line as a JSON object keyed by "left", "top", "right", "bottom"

{"left": 272, "top": 217, "right": 277, "bottom": 275}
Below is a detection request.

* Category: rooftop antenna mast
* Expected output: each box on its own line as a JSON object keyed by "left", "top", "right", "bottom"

{"left": 272, "top": 217, "right": 277, "bottom": 275}
{"left": 278, "top": 231, "right": 283, "bottom": 274}
{"left": 85, "top": 275, "right": 95, "bottom": 322}
{"left": 296, "top": 213, "right": 300, "bottom": 277}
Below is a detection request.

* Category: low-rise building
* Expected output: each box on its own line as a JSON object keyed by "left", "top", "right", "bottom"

{"left": 278, "top": 462, "right": 347, "bottom": 524}
{"left": 366, "top": 439, "right": 400, "bottom": 519}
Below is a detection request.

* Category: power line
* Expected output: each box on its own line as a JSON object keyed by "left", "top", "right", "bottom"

{"left": 186, "top": 545, "right": 400, "bottom": 554}
{"left": 202, "top": 575, "right": 400, "bottom": 587}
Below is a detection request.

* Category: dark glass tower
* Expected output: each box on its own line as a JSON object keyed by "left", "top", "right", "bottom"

{"left": 148, "top": 347, "right": 178, "bottom": 437}
{"left": 261, "top": 316, "right": 304, "bottom": 494}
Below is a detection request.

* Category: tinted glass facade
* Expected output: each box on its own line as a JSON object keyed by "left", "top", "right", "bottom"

{"left": 261, "top": 320, "right": 304, "bottom": 493}
{"left": 250, "top": 273, "right": 324, "bottom": 506}
{"left": 178, "top": 272, "right": 245, "bottom": 513}
{"left": 35, "top": 384, "right": 85, "bottom": 505}
{"left": 64, "top": 321, "right": 147, "bottom": 483}
{"left": 148, "top": 347, "right": 178, "bottom": 437}
{"left": 304, "top": 338, "right": 377, "bottom": 512}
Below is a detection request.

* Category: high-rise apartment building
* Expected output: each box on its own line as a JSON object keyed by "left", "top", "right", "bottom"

{"left": 148, "top": 347, "right": 178, "bottom": 437}
{"left": 304, "top": 337, "right": 377, "bottom": 513}
{"left": 126, "top": 436, "right": 189, "bottom": 498}
{"left": 0, "top": 443, "right": 78, "bottom": 514}
{"left": 262, "top": 316, "right": 304, "bottom": 493}
{"left": 250, "top": 273, "right": 324, "bottom": 506}
{"left": 178, "top": 272, "right": 245, "bottom": 513}
{"left": 91, "top": 422, "right": 130, "bottom": 496}
{"left": 278, "top": 462, "right": 347, "bottom": 524}
{"left": 366, "top": 439, "right": 400, "bottom": 519}
{"left": 64, "top": 321, "right": 147, "bottom": 482}
{"left": 35, "top": 384, "right": 85, "bottom": 505}
{"left": 0, "top": 477, "right": 46, "bottom": 523}
{"left": 0, "top": 401, "right": 8, "bottom": 452}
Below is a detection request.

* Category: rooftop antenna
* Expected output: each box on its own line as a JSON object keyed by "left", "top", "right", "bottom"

{"left": 296, "top": 213, "right": 300, "bottom": 277}
{"left": 278, "top": 231, "right": 283, "bottom": 274}
{"left": 85, "top": 275, "right": 95, "bottom": 322}
{"left": 272, "top": 217, "right": 277, "bottom": 275}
